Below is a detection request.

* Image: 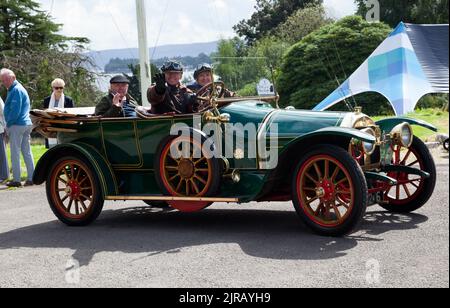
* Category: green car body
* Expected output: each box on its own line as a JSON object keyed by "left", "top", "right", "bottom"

{"left": 32, "top": 100, "right": 437, "bottom": 236}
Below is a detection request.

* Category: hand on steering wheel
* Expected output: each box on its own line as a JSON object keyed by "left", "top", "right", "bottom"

{"left": 194, "top": 81, "right": 226, "bottom": 113}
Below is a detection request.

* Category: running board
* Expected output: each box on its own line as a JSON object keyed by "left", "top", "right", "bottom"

{"left": 105, "top": 196, "right": 239, "bottom": 203}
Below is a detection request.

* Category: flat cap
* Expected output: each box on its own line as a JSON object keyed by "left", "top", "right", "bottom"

{"left": 110, "top": 75, "right": 130, "bottom": 84}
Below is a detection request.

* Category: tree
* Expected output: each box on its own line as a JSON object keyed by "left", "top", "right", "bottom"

{"left": 275, "top": 4, "right": 332, "bottom": 44}
{"left": 123, "top": 63, "right": 160, "bottom": 106}
{"left": 355, "top": 0, "right": 449, "bottom": 27}
{"left": 0, "top": 0, "right": 99, "bottom": 108}
{"left": 277, "top": 16, "right": 393, "bottom": 114}
{"left": 0, "top": 0, "right": 88, "bottom": 51}
{"left": 211, "top": 37, "right": 248, "bottom": 90}
{"left": 212, "top": 36, "right": 289, "bottom": 92}
{"left": 1, "top": 48, "right": 102, "bottom": 108}
{"left": 234, "top": 0, "right": 323, "bottom": 44}
{"left": 105, "top": 58, "right": 139, "bottom": 74}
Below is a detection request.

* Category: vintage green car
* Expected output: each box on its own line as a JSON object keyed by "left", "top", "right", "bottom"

{"left": 32, "top": 86, "right": 437, "bottom": 236}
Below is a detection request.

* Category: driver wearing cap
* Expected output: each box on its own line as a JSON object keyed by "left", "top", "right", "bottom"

{"left": 147, "top": 61, "right": 197, "bottom": 115}
{"left": 188, "top": 63, "right": 236, "bottom": 98}
{"left": 95, "top": 75, "right": 138, "bottom": 117}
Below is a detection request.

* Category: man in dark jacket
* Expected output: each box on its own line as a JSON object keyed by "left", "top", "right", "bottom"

{"left": 147, "top": 61, "right": 197, "bottom": 114}
{"left": 95, "top": 75, "right": 137, "bottom": 117}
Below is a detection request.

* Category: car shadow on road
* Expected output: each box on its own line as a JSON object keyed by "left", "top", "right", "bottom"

{"left": 0, "top": 207, "right": 428, "bottom": 267}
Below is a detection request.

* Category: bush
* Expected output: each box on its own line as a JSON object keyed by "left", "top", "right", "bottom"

{"left": 237, "top": 82, "right": 258, "bottom": 96}
{"left": 416, "top": 94, "right": 449, "bottom": 110}
{"left": 277, "top": 16, "right": 392, "bottom": 114}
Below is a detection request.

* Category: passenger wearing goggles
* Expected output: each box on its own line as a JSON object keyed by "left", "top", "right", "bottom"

{"left": 188, "top": 63, "right": 235, "bottom": 98}
{"left": 147, "top": 61, "right": 198, "bottom": 115}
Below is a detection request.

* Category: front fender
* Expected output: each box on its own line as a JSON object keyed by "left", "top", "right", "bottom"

{"left": 289, "top": 127, "right": 377, "bottom": 144}
{"left": 376, "top": 117, "right": 438, "bottom": 133}
{"left": 33, "top": 143, "right": 118, "bottom": 197}
{"left": 278, "top": 127, "right": 376, "bottom": 158}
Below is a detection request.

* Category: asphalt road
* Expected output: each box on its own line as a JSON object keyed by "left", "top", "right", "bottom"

{"left": 0, "top": 151, "right": 448, "bottom": 288}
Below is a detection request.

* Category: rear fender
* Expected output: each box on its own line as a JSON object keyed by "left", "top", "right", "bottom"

{"left": 33, "top": 143, "right": 118, "bottom": 197}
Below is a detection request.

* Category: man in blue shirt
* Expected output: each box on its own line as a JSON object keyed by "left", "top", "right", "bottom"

{"left": 0, "top": 68, "right": 35, "bottom": 188}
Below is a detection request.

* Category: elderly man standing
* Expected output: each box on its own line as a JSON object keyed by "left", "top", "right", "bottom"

{"left": 0, "top": 68, "right": 34, "bottom": 188}
{"left": 0, "top": 96, "right": 10, "bottom": 183}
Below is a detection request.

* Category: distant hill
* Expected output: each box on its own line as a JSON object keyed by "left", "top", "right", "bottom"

{"left": 86, "top": 41, "right": 218, "bottom": 72}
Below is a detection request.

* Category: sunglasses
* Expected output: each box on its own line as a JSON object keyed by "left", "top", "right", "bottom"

{"left": 54, "top": 87, "right": 64, "bottom": 90}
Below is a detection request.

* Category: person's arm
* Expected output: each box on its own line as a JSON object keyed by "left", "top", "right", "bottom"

{"left": 95, "top": 96, "right": 122, "bottom": 117}
{"left": 4, "top": 90, "right": 22, "bottom": 126}
{"left": 65, "top": 97, "right": 74, "bottom": 108}
{"left": 0, "top": 99, "right": 6, "bottom": 130}
{"left": 147, "top": 73, "right": 168, "bottom": 106}
{"left": 43, "top": 97, "right": 50, "bottom": 109}
{"left": 224, "top": 89, "right": 237, "bottom": 98}
{"left": 147, "top": 86, "right": 167, "bottom": 106}
{"left": 182, "top": 88, "right": 198, "bottom": 113}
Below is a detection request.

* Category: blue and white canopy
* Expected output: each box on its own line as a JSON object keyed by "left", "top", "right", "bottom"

{"left": 314, "top": 22, "right": 449, "bottom": 115}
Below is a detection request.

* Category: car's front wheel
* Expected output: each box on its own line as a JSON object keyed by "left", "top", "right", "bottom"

{"left": 380, "top": 136, "right": 436, "bottom": 213}
{"left": 292, "top": 145, "right": 368, "bottom": 236}
{"left": 46, "top": 156, "right": 104, "bottom": 226}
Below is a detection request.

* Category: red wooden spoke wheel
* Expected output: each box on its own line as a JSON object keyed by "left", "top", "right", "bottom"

{"left": 297, "top": 156, "right": 355, "bottom": 228}
{"left": 156, "top": 135, "right": 221, "bottom": 213}
{"left": 381, "top": 136, "right": 436, "bottom": 213}
{"left": 385, "top": 145, "right": 425, "bottom": 204}
{"left": 46, "top": 157, "right": 104, "bottom": 226}
{"left": 292, "top": 145, "right": 368, "bottom": 236}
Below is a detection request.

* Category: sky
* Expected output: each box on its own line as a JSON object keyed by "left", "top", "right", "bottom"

{"left": 37, "top": 0, "right": 357, "bottom": 51}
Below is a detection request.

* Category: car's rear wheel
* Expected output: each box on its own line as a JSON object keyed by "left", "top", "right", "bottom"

{"left": 46, "top": 156, "right": 104, "bottom": 226}
{"left": 292, "top": 145, "right": 368, "bottom": 236}
{"left": 155, "top": 134, "right": 221, "bottom": 212}
{"left": 380, "top": 136, "right": 436, "bottom": 213}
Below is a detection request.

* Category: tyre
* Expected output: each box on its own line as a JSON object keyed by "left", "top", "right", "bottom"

{"left": 46, "top": 156, "right": 104, "bottom": 226}
{"left": 444, "top": 139, "right": 449, "bottom": 152}
{"left": 380, "top": 136, "right": 437, "bottom": 213}
{"left": 155, "top": 133, "right": 221, "bottom": 212}
{"left": 292, "top": 145, "right": 368, "bottom": 237}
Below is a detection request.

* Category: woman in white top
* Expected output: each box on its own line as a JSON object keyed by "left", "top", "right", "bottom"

{"left": 0, "top": 96, "right": 10, "bottom": 182}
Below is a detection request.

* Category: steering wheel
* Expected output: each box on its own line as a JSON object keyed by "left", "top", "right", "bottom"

{"left": 195, "top": 81, "right": 226, "bottom": 113}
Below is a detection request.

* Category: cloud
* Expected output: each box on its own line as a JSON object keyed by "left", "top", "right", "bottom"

{"left": 37, "top": 0, "right": 256, "bottom": 50}
{"left": 36, "top": 0, "right": 356, "bottom": 51}
{"left": 324, "top": 0, "right": 357, "bottom": 19}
